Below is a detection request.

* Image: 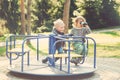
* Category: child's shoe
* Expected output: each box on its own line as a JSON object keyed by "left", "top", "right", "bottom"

{"left": 42, "top": 58, "right": 48, "bottom": 63}
{"left": 70, "top": 59, "right": 78, "bottom": 66}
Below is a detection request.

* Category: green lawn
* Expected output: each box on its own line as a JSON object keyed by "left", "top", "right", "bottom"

{"left": 88, "top": 30, "right": 120, "bottom": 58}
{"left": 0, "top": 28, "right": 120, "bottom": 58}
{"left": 0, "top": 36, "right": 6, "bottom": 42}
{"left": 0, "top": 46, "right": 6, "bottom": 56}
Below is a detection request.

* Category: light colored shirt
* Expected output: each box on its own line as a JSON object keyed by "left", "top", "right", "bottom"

{"left": 70, "top": 27, "right": 91, "bottom": 41}
{"left": 70, "top": 27, "right": 91, "bottom": 36}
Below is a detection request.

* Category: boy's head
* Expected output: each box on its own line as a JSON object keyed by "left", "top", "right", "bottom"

{"left": 53, "top": 19, "right": 65, "bottom": 33}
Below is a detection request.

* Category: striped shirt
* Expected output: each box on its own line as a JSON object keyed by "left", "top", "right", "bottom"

{"left": 70, "top": 27, "right": 91, "bottom": 41}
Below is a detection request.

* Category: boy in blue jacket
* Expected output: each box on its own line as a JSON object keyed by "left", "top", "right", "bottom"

{"left": 42, "top": 19, "right": 65, "bottom": 63}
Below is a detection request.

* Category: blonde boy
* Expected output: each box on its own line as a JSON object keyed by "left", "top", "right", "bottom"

{"left": 42, "top": 19, "right": 65, "bottom": 63}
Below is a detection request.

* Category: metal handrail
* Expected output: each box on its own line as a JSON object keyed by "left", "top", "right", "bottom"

{"left": 51, "top": 36, "right": 96, "bottom": 73}
{"left": 6, "top": 34, "right": 96, "bottom": 73}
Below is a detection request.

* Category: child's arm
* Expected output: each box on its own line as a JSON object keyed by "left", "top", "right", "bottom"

{"left": 84, "top": 25, "right": 92, "bottom": 34}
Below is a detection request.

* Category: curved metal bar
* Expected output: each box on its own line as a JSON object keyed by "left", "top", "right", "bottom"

{"left": 7, "top": 52, "right": 20, "bottom": 60}
{"left": 51, "top": 36, "right": 96, "bottom": 73}
{"left": 6, "top": 34, "right": 96, "bottom": 72}
{"left": 6, "top": 35, "right": 15, "bottom": 59}
{"left": 21, "top": 35, "right": 50, "bottom": 71}
{"left": 6, "top": 35, "right": 44, "bottom": 59}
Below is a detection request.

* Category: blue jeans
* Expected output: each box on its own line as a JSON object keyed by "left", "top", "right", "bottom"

{"left": 57, "top": 46, "right": 63, "bottom": 53}
{"left": 45, "top": 46, "right": 63, "bottom": 63}
{"left": 54, "top": 46, "right": 63, "bottom": 61}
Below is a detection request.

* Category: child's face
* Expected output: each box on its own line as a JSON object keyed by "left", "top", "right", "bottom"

{"left": 56, "top": 25, "right": 65, "bottom": 33}
{"left": 76, "top": 18, "right": 84, "bottom": 28}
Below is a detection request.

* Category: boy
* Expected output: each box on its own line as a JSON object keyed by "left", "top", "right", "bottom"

{"left": 42, "top": 19, "right": 65, "bottom": 63}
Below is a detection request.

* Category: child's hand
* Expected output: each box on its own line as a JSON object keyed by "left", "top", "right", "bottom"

{"left": 80, "top": 22, "right": 88, "bottom": 25}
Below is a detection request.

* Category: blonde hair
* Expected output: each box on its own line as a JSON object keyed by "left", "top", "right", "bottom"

{"left": 53, "top": 19, "right": 65, "bottom": 28}
{"left": 73, "top": 16, "right": 86, "bottom": 26}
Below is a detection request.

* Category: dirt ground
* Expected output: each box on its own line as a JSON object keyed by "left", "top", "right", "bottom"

{"left": 0, "top": 56, "right": 120, "bottom": 80}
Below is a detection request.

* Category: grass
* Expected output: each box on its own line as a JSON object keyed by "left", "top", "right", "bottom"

{"left": 0, "top": 27, "right": 120, "bottom": 58}
{"left": 88, "top": 43, "right": 120, "bottom": 58}
{"left": 92, "top": 26, "right": 120, "bottom": 32}
{"left": 0, "top": 46, "right": 6, "bottom": 56}
{"left": 87, "top": 29, "right": 120, "bottom": 58}
{"left": 0, "top": 36, "right": 6, "bottom": 42}
{"left": 27, "top": 43, "right": 48, "bottom": 55}
{"left": 29, "top": 30, "right": 120, "bottom": 58}
{"left": 101, "top": 31, "right": 120, "bottom": 36}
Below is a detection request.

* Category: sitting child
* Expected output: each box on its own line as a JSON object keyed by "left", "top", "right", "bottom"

{"left": 42, "top": 19, "right": 65, "bottom": 63}
{"left": 70, "top": 16, "right": 92, "bottom": 66}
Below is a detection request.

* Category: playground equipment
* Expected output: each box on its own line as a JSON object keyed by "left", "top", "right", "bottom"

{"left": 6, "top": 34, "right": 96, "bottom": 76}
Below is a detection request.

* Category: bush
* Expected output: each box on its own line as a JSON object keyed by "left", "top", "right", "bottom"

{"left": 0, "top": 19, "right": 9, "bottom": 36}
{"left": 36, "top": 25, "right": 51, "bottom": 33}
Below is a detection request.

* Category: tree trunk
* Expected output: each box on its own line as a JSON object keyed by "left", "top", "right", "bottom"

{"left": 20, "top": 0, "right": 25, "bottom": 35}
{"left": 26, "top": 0, "right": 32, "bottom": 44}
{"left": 27, "top": 0, "right": 31, "bottom": 36}
{"left": 63, "top": 0, "right": 71, "bottom": 34}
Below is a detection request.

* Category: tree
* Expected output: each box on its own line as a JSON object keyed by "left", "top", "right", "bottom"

{"left": 63, "top": 0, "right": 71, "bottom": 33}
{"left": 76, "top": 0, "right": 120, "bottom": 29}
{"left": 0, "top": 0, "right": 20, "bottom": 34}
{"left": 80, "top": 0, "right": 102, "bottom": 29}
{"left": 69, "top": 0, "right": 78, "bottom": 28}
{"left": 26, "top": 0, "right": 31, "bottom": 35}
{"left": 100, "top": 0, "right": 120, "bottom": 27}
{"left": 33, "top": 0, "right": 52, "bottom": 32}
{"left": 20, "top": 0, "right": 25, "bottom": 35}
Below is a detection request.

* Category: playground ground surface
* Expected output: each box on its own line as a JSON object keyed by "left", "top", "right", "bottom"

{"left": 0, "top": 28, "right": 120, "bottom": 80}
{"left": 0, "top": 55, "right": 120, "bottom": 80}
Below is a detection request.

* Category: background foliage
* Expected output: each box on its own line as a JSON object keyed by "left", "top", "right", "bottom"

{"left": 0, "top": 0, "right": 120, "bottom": 34}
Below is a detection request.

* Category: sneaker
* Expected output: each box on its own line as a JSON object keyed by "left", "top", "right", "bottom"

{"left": 70, "top": 59, "right": 78, "bottom": 66}
{"left": 76, "top": 58, "right": 81, "bottom": 63}
{"left": 42, "top": 58, "right": 48, "bottom": 63}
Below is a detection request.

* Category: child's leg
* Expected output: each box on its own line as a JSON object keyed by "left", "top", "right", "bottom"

{"left": 71, "top": 42, "right": 84, "bottom": 65}
{"left": 84, "top": 44, "right": 88, "bottom": 56}
{"left": 55, "top": 47, "right": 63, "bottom": 61}
{"left": 73, "top": 42, "right": 84, "bottom": 55}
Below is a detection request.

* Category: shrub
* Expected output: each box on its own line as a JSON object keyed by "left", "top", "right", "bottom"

{"left": 36, "top": 25, "right": 52, "bottom": 33}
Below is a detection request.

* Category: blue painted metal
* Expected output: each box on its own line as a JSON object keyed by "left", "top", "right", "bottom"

{"left": 27, "top": 51, "right": 30, "bottom": 66}
{"left": 48, "top": 34, "right": 56, "bottom": 66}
{"left": 37, "top": 38, "right": 39, "bottom": 61}
{"left": 49, "top": 34, "right": 56, "bottom": 54}
{"left": 60, "top": 58, "right": 62, "bottom": 70}
{"left": 10, "top": 53, "right": 12, "bottom": 65}
{"left": 51, "top": 36, "right": 96, "bottom": 73}
{"left": 6, "top": 35, "right": 39, "bottom": 71}
{"left": 13, "top": 35, "right": 16, "bottom": 48}
{"left": 6, "top": 34, "right": 96, "bottom": 73}
{"left": 10, "top": 36, "right": 12, "bottom": 50}
{"left": 68, "top": 41, "right": 70, "bottom": 73}
{"left": 20, "top": 35, "right": 49, "bottom": 71}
